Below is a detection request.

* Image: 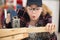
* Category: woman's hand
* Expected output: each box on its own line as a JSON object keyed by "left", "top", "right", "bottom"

{"left": 6, "top": 13, "right": 11, "bottom": 24}
{"left": 45, "top": 23, "right": 55, "bottom": 34}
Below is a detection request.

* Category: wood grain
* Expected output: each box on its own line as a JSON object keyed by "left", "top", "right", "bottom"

{"left": 0, "top": 27, "right": 55, "bottom": 40}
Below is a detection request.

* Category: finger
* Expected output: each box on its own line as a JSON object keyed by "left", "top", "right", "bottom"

{"left": 47, "top": 23, "right": 53, "bottom": 34}
{"left": 50, "top": 24, "right": 55, "bottom": 34}
{"left": 50, "top": 24, "right": 53, "bottom": 34}
{"left": 46, "top": 23, "right": 50, "bottom": 32}
{"left": 48, "top": 24, "right": 51, "bottom": 32}
{"left": 51, "top": 24, "right": 53, "bottom": 31}
{"left": 52, "top": 24, "right": 55, "bottom": 32}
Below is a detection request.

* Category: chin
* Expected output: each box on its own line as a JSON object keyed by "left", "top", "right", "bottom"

{"left": 32, "top": 19, "right": 37, "bottom": 21}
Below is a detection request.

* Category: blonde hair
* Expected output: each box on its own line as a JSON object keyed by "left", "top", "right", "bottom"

{"left": 42, "top": 4, "right": 52, "bottom": 16}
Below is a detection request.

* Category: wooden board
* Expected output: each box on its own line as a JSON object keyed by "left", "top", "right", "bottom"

{"left": 0, "top": 27, "right": 55, "bottom": 40}
{"left": 0, "top": 33, "right": 28, "bottom": 40}
{"left": 0, "top": 27, "right": 55, "bottom": 38}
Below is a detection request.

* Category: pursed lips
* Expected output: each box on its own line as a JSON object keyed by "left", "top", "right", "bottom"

{"left": 32, "top": 16, "right": 36, "bottom": 18}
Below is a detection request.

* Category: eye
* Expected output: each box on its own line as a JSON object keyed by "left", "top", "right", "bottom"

{"left": 36, "top": 8, "right": 40, "bottom": 10}
{"left": 29, "top": 8, "right": 32, "bottom": 10}
{"left": 36, "top": 8, "right": 39, "bottom": 10}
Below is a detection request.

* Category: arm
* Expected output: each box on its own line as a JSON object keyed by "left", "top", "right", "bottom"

{"left": 5, "top": 13, "right": 12, "bottom": 28}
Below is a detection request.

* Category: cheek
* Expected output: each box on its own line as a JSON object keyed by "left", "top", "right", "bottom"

{"left": 35, "top": 11, "right": 42, "bottom": 18}
{"left": 36, "top": 10, "right": 42, "bottom": 16}
{"left": 27, "top": 10, "right": 32, "bottom": 16}
{"left": 36, "top": 13, "right": 41, "bottom": 19}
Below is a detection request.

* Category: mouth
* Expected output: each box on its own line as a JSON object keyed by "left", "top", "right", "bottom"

{"left": 32, "top": 16, "right": 35, "bottom": 18}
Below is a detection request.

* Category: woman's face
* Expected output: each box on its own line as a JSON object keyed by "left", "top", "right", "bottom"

{"left": 26, "top": 4, "right": 42, "bottom": 21}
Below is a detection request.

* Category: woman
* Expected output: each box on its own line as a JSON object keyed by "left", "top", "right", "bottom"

{"left": 20, "top": 0, "right": 57, "bottom": 40}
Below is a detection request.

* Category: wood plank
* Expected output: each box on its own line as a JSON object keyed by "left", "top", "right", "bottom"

{"left": 0, "top": 33, "right": 28, "bottom": 40}
{"left": 0, "top": 27, "right": 55, "bottom": 38}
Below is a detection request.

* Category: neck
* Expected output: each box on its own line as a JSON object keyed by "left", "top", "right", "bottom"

{"left": 29, "top": 20, "right": 38, "bottom": 26}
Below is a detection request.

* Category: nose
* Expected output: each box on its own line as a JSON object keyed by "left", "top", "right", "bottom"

{"left": 32, "top": 10, "right": 36, "bottom": 14}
